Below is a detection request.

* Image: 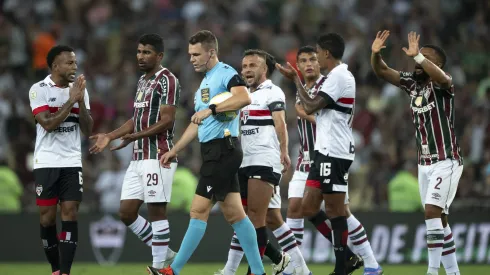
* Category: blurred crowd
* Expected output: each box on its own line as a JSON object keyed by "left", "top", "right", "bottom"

{"left": 1, "top": 0, "right": 490, "bottom": 214}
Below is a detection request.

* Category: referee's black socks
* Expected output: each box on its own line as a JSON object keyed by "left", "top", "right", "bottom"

{"left": 59, "top": 221, "right": 78, "bottom": 274}
{"left": 40, "top": 224, "right": 60, "bottom": 272}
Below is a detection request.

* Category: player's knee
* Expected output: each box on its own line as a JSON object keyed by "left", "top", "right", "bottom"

{"left": 40, "top": 213, "right": 56, "bottom": 227}
{"left": 287, "top": 200, "right": 303, "bottom": 219}
{"left": 247, "top": 206, "right": 266, "bottom": 226}
{"left": 324, "top": 202, "right": 345, "bottom": 219}
{"left": 60, "top": 202, "right": 78, "bottom": 221}
{"left": 424, "top": 204, "right": 443, "bottom": 220}
{"left": 119, "top": 209, "right": 138, "bottom": 226}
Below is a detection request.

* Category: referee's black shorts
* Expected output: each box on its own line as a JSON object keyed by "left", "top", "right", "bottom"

{"left": 195, "top": 137, "right": 242, "bottom": 202}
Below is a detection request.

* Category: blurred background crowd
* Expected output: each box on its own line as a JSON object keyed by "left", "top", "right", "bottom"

{"left": 1, "top": 0, "right": 489, "bottom": 214}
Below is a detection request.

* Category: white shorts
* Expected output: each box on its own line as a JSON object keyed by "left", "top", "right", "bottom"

{"left": 418, "top": 159, "right": 463, "bottom": 214}
{"left": 269, "top": 186, "right": 281, "bottom": 209}
{"left": 120, "top": 160, "right": 177, "bottom": 203}
{"left": 289, "top": 170, "right": 349, "bottom": 204}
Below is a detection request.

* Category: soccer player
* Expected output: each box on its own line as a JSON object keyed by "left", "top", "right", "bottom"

{"left": 159, "top": 30, "right": 265, "bottom": 275}
{"left": 29, "top": 45, "right": 93, "bottom": 275}
{"left": 217, "top": 50, "right": 310, "bottom": 275}
{"left": 289, "top": 45, "right": 378, "bottom": 275}
{"left": 88, "top": 34, "right": 180, "bottom": 274}
{"left": 277, "top": 34, "right": 383, "bottom": 275}
{"left": 371, "top": 30, "right": 463, "bottom": 275}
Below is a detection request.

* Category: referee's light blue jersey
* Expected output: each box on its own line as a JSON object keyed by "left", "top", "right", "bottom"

{"left": 194, "top": 62, "right": 246, "bottom": 143}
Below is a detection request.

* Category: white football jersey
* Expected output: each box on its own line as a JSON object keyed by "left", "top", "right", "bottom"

{"left": 240, "top": 80, "right": 285, "bottom": 173}
{"left": 315, "top": 64, "right": 355, "bottom": 160}
{"left": 29, "top": 75, "right": 90, "bottom": 169}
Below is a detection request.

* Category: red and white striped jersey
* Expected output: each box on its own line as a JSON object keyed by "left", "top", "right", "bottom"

{"left": 295, "top": 75, "right": 325, "bottom": 172}
{"left": 29, "top": 75, "right": 90, "bottom": 169}
{"left": 240, "top": 80, "right": 285, "bottom": 173}
{"left": 315, "top": 64, "right": 355, "bottom": 160}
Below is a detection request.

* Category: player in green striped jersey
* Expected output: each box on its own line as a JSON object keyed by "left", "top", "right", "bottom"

{"left": 89, "top": 34, "right": 180, "bottom": 274}
{"left": 371, "top": 30, "right": 462, "bottom": 275}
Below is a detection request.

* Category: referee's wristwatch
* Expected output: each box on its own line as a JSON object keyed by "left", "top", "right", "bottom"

{"left": 209, "top": 104, "right": 217, "bottom": 115}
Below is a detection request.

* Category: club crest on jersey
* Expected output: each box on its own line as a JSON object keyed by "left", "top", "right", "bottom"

{"left": 136, "top": 90, "right": 145, "bottom": 102}
{"left": 423, "top": 86, "right": 431, "bottom": 100}
{"left": 201, "top": 88, "right": 210, "bottom": 103}
{"left": 241, "top": 110, "right": 249, "bottom": 124}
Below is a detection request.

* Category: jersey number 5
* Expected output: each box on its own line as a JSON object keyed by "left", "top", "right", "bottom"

{"left": 147, "top": 173, "right": 159, "bottom": 186}
{"left": 320, "top": 162, "right": 331, "bottom": 177}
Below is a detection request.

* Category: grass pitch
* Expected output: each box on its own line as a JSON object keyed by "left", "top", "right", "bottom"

{"left": 0, "top": 263, "right": 487, "bottom": 274}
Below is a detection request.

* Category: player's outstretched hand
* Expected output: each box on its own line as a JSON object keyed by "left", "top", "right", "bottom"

{"left": 160, "top": 149, "right": 176, "bottom": 168}
{"left": 275, "top": 62, "right": 299, "bottom": 81}
{"left": 89, "top": 133, "right": 111, "bottom": 154}
{"left": 109, "top": 138, "right": 132, "bottom": 151}
{"left": 372, "top": 30, "right": 390, "bottom": 54}
{"left": 281, "top": 152, "right": 291, "bottom": 174}
{"left": 191, "top": 109, "right": 212, "bottom": 125}
{"left": 402, "top": 31, "right": 420, "bottom": 57}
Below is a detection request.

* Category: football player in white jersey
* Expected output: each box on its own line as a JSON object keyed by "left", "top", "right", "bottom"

{"left": 277, "top": 34, "right": 383, "bottom": 275}
{"left": 29, "top": 45, "right": 93, "bottom": 275}
{"left": 216, "top": 50, "right": 311, "bottom": 275}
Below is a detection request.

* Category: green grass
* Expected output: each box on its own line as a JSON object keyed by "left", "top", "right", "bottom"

{"left": 0, "top": 263, "right": 487, "bottom": 274}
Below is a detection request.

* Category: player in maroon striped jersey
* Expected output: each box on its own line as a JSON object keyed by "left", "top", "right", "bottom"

{"left": 371, "top": 30, "right": 463, "bottom": 275}
{"left": 89, "top": 34, "right": 180, "bottom": 274}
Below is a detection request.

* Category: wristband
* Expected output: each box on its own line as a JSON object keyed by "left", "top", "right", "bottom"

{"left": 209, "top": 104, "right": 217, "bottom": 116}
{"left": 414, "top": 52, "right": 426, "bottom": 64}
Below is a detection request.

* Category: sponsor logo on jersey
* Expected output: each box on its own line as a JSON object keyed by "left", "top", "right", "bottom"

{"left": 53, "top": 125, "right": 77, "bottom": 133}
{"left": 134, "top": 101, "right": 149, "bottom": 108}
{"left": 241, "top": 127, "right": 259, "bottom": 136}
{"left": 411, "top": 101, "right": 435, "bottom": 114}
{"left": 201, "top": 88, "right": 210, "bottom": 103}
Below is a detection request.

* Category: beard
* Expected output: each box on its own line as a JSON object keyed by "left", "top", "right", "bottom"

{"left": 413, "top": 69, "right": 430, "bottom": 82}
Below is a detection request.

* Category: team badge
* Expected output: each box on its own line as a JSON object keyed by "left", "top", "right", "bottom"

{"left": 241, "top": 110, "right": 249, "bottom": 124}
{"left": 201, "top": 88, "right": 210, "bottom": 103}
{"left": 136, "top": 90, "right": 144, "bottom": 102}
{"left": 36, "top": 185, "right": 43, "bottom": 196}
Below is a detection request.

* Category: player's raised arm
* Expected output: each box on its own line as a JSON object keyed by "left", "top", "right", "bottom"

{"left": 276, "top": 62, "right": 329, "bottom": 115}
{"left": 402, "top": 31, "right": 452, "bottom": 89}
{"left": 371, "top": 30, "right": 401, "bottom": 87}
{"left": 32, "top": 75, "right": 84, "bottom": 132}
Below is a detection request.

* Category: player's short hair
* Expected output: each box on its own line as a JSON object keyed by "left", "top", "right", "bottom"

{"left": 243, "top": 49, "right": 276, "bottom": 77}
{"left": 422, "top": 44, "right": 447, "bottom": 68}
{"left": 317, "top": 33, "right": 345, "bottom": 59}
{"left": 189, "top": 30, "right": 218, "bottom": 52}
{"left": 47, "top": 45, "right": 74, "bottom": 69}
{"left": 138, "top": 34, "right": 164, "bottom": 53}
{"left": 296, "top": 45, "right": 317, "bottom": 60}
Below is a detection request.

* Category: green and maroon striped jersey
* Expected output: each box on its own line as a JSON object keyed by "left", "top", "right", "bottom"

{"left": 132, "top": 68, "right": 180, "bottom": 161}
{"left": 399, "top": 71, "right": 463, "bottom": 166}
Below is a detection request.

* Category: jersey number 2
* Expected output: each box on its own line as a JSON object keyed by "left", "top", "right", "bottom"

{"left": 147, "top": 173, "right": 158, "bottom": 186}
{"left": 434, "top": 177, "right": 442, "bottom": 190}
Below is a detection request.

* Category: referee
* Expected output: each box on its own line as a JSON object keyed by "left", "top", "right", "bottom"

{"left": 159, "top": 30, "right": 265, "bottom": 275}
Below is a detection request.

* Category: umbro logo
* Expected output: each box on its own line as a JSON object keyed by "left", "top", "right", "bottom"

{"left": 207, "top": 186, "right": 212, "bottom": 192}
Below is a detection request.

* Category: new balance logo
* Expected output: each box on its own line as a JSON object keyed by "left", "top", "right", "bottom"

{"left": 323, "top": 179, "right": 330, "bottom": 184}
{"left": 49, "top": 97, "right": 57, "bottom": 102}
{"left": 207, "top": 186, "right": 212, "bottom": 192}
